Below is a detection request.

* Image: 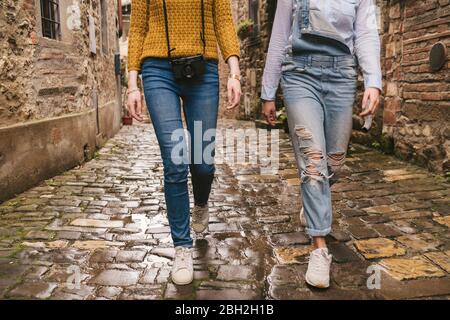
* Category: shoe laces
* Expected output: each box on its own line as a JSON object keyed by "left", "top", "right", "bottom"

{"left": 309, "top": 249, "right": 331, "bottom": 273}
{"left": 174, "top": 247, "right": 191, "bottom": 269}
{"left": 193, "top": 205, "right": 207, "bottom": 219}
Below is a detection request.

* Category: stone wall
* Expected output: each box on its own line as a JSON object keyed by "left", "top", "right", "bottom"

{"left": 219, "top": 0, "right": 276, "bottom": 119}
{"left": 381, "top": 0, "right": 450, "bottom": 172}
{"left": 1, "top": 0, "right": 121, "bottom": 127}
{"left": 0, "top": 0, "right": 36, "bottom": 126}
{"left": 0, "top": 0, "right": 123, "bottom": 201}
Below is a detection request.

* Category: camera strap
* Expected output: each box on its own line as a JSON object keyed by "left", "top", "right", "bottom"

{"left": 161, "top": 0, "right": 207, "bottom": 60}
{"left": 146, "top": 0, "right": 150, "bottom": 32}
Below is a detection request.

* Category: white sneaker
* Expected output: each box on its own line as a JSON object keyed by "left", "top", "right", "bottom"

{"left": 171, "top": 246, "right": 194, "bottom": 285}
{"left": 305, "top": 248, "right": 332, "bottom": 288}
{"left": 192, "top": 204, "right": 209, "bottom": 233}
{"left": 300, "top": 207, "right": 307, "bottom": 227}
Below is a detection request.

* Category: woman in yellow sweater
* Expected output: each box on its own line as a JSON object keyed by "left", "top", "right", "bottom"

{"left": 127, "top": 0, "right": 241, "bottom": 285}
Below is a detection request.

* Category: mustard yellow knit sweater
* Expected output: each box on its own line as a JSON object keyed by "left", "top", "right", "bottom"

{"left": 128, "top": 0, "right": 241, "bottom": 71}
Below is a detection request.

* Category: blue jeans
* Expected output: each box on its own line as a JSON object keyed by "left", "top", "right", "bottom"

{"left": 281, "top": 54, "right": 357, "bottom": 237}
{"left": 141, "top": 58, "right": 219, "bottom": 248}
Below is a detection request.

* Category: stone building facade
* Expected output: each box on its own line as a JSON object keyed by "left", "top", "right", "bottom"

{"left": 0, "top": 0, "right": 123, "bottom": 201}
{"left": 227, "top": 0, "right": 449, "bottom": 173}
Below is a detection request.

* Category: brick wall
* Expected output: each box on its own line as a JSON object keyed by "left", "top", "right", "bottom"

{"left": 381, "top": 0, "right": 450, "bottom": 172}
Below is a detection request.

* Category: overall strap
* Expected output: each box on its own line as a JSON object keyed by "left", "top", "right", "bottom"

{"left": 300, "top": 0, "right": 309, "bottom": 30}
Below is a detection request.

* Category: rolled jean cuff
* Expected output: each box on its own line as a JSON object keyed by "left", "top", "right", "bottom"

{"left": 305, "top": 227, "right": 331, "bottom": 237}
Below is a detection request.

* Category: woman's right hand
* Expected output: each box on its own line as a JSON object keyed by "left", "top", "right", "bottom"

{"left": 127, "top": 89, "right": 144, "bottom": 122}
{"left": 262, "top": 100, "right": 277, "bottom": 126}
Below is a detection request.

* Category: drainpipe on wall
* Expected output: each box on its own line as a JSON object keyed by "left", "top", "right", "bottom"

{"left": 116, "top": 0, "right": 124, "bottom": 125}
{"left": 118, "top": 0, "right": 123, "bottom": 38}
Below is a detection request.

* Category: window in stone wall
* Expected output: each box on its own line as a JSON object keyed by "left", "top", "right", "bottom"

{"left": 40, "top": 0, "right": 61, "bottom": 40}
{"left": 248, "top": 0, "right": 259, "bottom": 37}
{"left": 100, "top": 0, "right": 109, "bottom": 55}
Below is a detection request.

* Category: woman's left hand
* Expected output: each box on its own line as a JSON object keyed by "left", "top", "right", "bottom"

{"left": 360, "top": 87, "right": 381, "bottom": 117}
{"left": 227, "top": 78, "right": 242, "bottom": 109}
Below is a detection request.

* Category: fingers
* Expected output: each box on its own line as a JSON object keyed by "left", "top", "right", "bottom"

{"left": 263, "top": 112, "right": 272, "bottom": 125}
{"left": 227, "top": 85, "right": 233, "bottom": 109}
{"left": 367, "top": 95, "right": 379, "bottom": 115}
{"left": 127, "top": 94, "right": 144, "bottom": 122}
{"left": 262, "top": 102, "right": 276, "bottom": 126}
{"left": 227, "top": 81, "right": 241, "bottom": 110}
{"left": 127, "top": 100, "right": 135, "bottom": 119}
{"left": 360, "top": 88, "right": 382, "bottom": 116}
{"left": 359, "top": 90, "right": 371, "bottom": 117}
{"left": 269, "top": 109, "right": 276, "bottom": 126}
{"left": 227, "top": 87, "right": 241, "bottom": 110}
{"left": 135, "top": 95, "right": 144, "bottom": 121}
{"left": 233, "top": 88, "right": 242, "bottom": 108}
{"left": 267, "top": 115, "right": 276, "bottom": 126}
{"left": 128, "top": 105, "right": 137, "bottom": 121}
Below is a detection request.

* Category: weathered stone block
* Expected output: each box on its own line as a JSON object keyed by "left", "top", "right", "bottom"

{"left": 380, "top": 256, "right": 446, "bottom": 280}
{"left": 355, "top": 238, "right": 406, "bottom": 259}
{"left": 90, "top": 270, "right": 140, "bottom": 287}
{"left": 70, "top": 219, "right": 124, "bottom": 228}
{"left": 274, "top": 246, "right": 312, "bottom": 265}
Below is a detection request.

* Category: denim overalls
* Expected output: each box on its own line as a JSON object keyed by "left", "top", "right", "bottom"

{"left": 281, "top": 0, "right": 359, "bottom": 237}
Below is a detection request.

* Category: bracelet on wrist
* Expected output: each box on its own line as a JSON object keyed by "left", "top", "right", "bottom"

{"left": 228, "top": 73, "right": 241, "bottom": 81}
{"left": 127, "top": 88, "right": 140, "bottom": 94}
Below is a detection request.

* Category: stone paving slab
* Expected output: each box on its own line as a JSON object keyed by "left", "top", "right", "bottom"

{"left": 0, "top": 120, "right": 449, "bottom": 300}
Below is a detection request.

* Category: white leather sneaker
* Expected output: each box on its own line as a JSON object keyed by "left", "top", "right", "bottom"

{"left": 192, "top": 204, "right": 209, "bottom": 233}
{"left": 171, "top": 246, "right": 194, "bottom": 285}
{"left": 305, "top": 247, "right": 332, "bottom": 288}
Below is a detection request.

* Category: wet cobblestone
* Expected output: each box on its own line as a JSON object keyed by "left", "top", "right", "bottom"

{"left": 0, "top": 120, "right": 449, "bottom": 300}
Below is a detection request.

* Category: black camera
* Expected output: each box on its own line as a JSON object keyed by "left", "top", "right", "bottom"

{"left": 171, "top": 55, "right": 206, "bottom": 81}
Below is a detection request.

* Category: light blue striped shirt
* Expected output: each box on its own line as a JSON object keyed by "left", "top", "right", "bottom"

{"left": 262, "top": 0, "right": 382, "bottom": 101}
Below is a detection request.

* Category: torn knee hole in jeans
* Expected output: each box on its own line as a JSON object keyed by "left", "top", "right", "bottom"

{"left": 300, "top": 147, "right": 323, "bottom": 161}
{"left": 300, "top": 147, "right": 325, "bottom": 179}
{"left": 305, "top": 164, "right": 322, "bottom": 177}
{"left": 328, "top": 152, "right": 346, "bottom": 173}
{"left": 294, "top": 126, "right": 313, "bottom": 140}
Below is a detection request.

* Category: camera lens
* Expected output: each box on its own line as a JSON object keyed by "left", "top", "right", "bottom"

{"left": 183, "top": 64, "right": 194, "bottom": 78}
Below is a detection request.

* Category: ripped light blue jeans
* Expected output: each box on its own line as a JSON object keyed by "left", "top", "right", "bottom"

{"left": 281, "top": 54, "right": 357, "bottom": 237}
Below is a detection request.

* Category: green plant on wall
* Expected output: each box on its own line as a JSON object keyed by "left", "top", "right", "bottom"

{"left": 277, "top": 107, "right": 287, "bottom": 123}
{"left": 239, "top": 97, "right": 261, "bottom": 121}
{"left": 237, "top": 19, "right": 255, "bottom": 40}
{"left": 277, "top": 106, "right": 289, "bottom": 132}
{"left": 120, "top": 62, "right": 128, "bottom": 87}
{"left": 250, "top": 97, "right": 262, "bottom": 118}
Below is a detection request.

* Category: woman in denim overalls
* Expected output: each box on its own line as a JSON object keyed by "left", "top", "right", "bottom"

{"left": 261, "top": 0, "right": 382, "bottom": 288}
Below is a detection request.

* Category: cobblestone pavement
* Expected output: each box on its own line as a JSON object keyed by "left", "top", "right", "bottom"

{"left": 0, "top": 120, "right": 449, "bottom": 300}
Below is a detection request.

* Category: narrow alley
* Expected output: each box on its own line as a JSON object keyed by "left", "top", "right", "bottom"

{"left": 0, "top": 120, "right": 448, "bottom": 300}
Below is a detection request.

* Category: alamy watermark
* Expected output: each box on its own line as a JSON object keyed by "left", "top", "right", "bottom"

{"left": 170, "top": 121, "right": 280, "bottom": 174}
{"left": 366, "top": 264, "right": 383, "bottom": 290}
{"left": 66, "top": 265, "right": 81, "bottom": 290}
{"left": 66, "top": 0, "right": 81, "bottom": 31}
